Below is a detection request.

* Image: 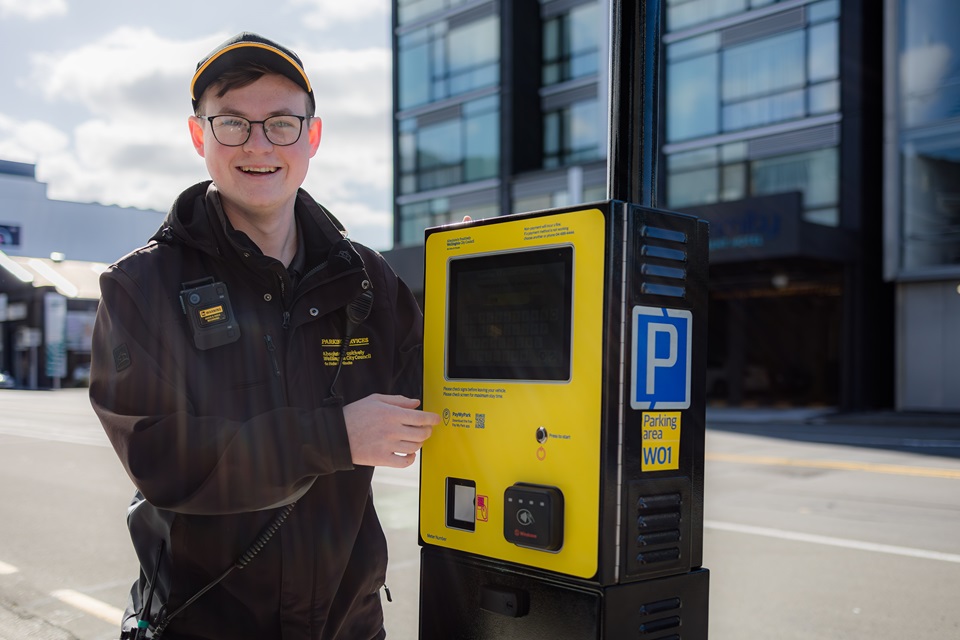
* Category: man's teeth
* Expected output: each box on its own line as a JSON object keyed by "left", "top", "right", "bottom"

{"left": 241, "top": 167, "right": 278, "bottom": 173}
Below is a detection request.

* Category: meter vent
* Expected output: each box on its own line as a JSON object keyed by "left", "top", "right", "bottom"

{"left": 628, "top": 490, "right": 683, "bottom": 577}
{"left": 636, "top": 595, "right": 682, "bottom": 637}
{"left": 638, "top": 225, "right": 687, "bottom": 299}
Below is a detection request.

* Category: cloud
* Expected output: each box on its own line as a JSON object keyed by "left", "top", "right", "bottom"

{"left": 31, "top": 27, "right": 221, "bottom": 116}
{"left": 0, "top": 0, "right": 66, "bottom": 20}
{"left": 287, "top": 0, "right": 386, "bottom": 31}
{"left": 298, "top": 46, "right": 394, "bottom": 248}
{"left": 0, "top": 114, "right": 70, "bottom": 162}
{"left": 22, "top": 28, "right": 395, "bottom": 249}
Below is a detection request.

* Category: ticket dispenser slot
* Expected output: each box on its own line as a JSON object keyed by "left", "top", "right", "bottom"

{"left": 445, "top": 478, "right": 476, "bottom": 532}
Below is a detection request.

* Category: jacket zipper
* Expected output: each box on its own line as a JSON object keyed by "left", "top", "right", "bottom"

{"left": 264, "top": 335, "right": 282, "bottom": 379}
{"left": 278, "top": 274, "right": 292, "bottom": 330}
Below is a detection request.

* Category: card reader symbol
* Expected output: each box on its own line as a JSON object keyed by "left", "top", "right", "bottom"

{"left": 517, "top": 509, "right": 535, "bottom": 526}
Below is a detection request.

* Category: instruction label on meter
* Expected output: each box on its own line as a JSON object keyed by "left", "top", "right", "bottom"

{"left": 641, "top": 412, "right": 681, "bottom": 471}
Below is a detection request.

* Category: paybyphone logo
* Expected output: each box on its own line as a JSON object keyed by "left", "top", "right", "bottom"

{"left": 630, "top": 306, "right": 692, "bottom": 410}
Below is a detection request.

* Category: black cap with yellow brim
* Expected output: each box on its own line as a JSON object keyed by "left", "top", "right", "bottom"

{"left": 190, "top": 32, "right": 313, "bottom": 112}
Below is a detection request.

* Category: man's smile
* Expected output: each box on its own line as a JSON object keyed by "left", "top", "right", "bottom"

{"left": 239, "top": 166, "right": 280, "bottom": 174}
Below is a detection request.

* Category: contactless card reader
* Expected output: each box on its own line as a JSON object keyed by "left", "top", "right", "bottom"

{"left": 503, "top": 483, "right": 564, "bottom": 552}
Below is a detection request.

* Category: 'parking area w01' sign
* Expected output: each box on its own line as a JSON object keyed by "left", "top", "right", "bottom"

{"left": 630, "top": 306, "right": 692, "bottom": 410}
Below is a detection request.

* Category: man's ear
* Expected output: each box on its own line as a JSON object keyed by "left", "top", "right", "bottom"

{"left": 188, "top": 116, "right": 206, "bottom": 157}
{"left": 308, "top": 117, "right": 322, "bottom": 157}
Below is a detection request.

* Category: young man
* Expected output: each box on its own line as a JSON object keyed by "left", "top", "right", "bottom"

{"left": 90, "top": 33, "right": 438, "bottom": 640}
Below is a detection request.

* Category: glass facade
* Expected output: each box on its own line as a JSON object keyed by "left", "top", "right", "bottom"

{"left": 666, "top": 144, "right": 839, "bottom": 225}
{"left": 543, "top": 99, "right": 603, "bottom": 169}
{"left": 396, "top": 0, "right": 472, "bottom": 26}
{"left": 514, "top": 184, "right": 606, "bottom": 216}
{"left": 398, "top": 14, "right": 500, "bottom": 111}
{"left": 666, "top": 0, "right": 790, "bottom": 31}
{"left": 395, "top": 1, "right": 606, "bottom": 246}
{"left": 666, "top": 1, "right": 839, "bottom": 143}
{"left": 398, "top": 95, "right": 499, "bottom": 195}
{"left": 898, "top": 0, "right": 960, "bottom": 269}
{"left": 395, "top": 3, "right": 502, "bottom": 246}
{"left": 664, "top": 0, "right": 841, "bottom": 225}
{"left": 399, "top": 198, "right": 499, "bottom": 246}
{"left": 542, "top": 2, "right": 601, "bottom": 86}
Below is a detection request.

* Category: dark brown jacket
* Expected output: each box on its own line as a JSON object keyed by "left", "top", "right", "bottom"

{"left": 90, "top": 182, "right": 422, "bottom": 639}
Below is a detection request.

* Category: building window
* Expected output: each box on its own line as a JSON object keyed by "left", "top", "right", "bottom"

{"left": 665, "top": 7, "right": 839, "bottom": 143}
{"left": 544, "top": 99, "right": 603, "bottom": 168}
{"left": 897, "top": 0, "right": 960, "bottom": 270}
{"left": 542, "top": 2, "right": 601, "bottom": 86}
{"left": 901, "top": 136, "right": 960, "bottom": 269}
{"left": 899, "top": 0, "right": 960, "bottom": 128}
{"left": 667, "top": 144, "right": 840, "bottom": 226}
{"left": 398, "top": 14, "right": 500, "bottom": 110}
{"left": 752, "top": 147, "right": 838, "bottom": 224}
{"left": 667, "top": 0, "right": 758, "bottom": 32}
{"left": 397, "top": 0, "right": 472, "bottom": 26}
{"left": 398, "top": 95, "right": 500, "bottom": 195}
{"left": 667, "top": 49, "right": 720, "bottom": 142}
{"left": 398, "top": 198, "right": 499, "bottom": 246}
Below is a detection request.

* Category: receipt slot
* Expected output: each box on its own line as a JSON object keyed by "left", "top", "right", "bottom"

{"left": 418, "top": 201, "right": 709, "bottom": 639}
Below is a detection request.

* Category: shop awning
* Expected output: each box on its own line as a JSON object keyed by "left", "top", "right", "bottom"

{"left": 0, "top": 250, "right": 107, "bottom": 300}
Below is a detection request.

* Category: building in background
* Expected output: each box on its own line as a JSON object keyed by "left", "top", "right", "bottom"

{"left": 384, "top": 0, "right": 943, "bottom": 413}
{"left": 388, "top": 0, "right": 611, "bottom": 304}
{"left": 659, "top": 0, "right": 888, "bottom": 411}
{"left": 0, "top": 160, "right": 165, "bottom": 388}
{"left": 884, "top": 0, "right": 960, "bottom": 411}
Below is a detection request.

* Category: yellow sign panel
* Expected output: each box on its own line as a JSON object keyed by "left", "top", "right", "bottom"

{"left": 420, "top": 207, "right": 605, "bottom": 579}
{"left": 641, "top": 412, "right": 681, "bottom": 471}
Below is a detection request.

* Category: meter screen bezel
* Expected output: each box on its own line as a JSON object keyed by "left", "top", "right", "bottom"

{"left": 446, "top": 246, "right": 574, "bottom": 382}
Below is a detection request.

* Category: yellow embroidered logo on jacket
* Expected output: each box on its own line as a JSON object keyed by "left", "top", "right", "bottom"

{"left": 322, "top": 337, "right": 373, "bottom": 366}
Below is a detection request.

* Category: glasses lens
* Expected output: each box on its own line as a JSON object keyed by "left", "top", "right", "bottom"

{"left": 264, "top": 116, "right": 304, "bottom": 146}
{"left": 210, "top": 116, "right": 251, "bottom": 146}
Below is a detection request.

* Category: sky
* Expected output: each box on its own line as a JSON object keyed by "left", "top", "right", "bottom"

{"left": 0, "top": 0, "right": 397, "bottom": 250}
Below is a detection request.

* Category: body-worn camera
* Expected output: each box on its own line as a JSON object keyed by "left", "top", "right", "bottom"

{"left": 179, "top": 278, "right": 241, "bottom": 350}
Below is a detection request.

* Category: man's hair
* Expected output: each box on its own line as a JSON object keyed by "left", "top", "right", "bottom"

{"left": 195, "top": 61, "right": 317, "bottom": 117}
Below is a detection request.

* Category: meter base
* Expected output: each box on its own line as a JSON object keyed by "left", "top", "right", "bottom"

{"left": 419, "top": 547, "right": 709, "bottom": 640}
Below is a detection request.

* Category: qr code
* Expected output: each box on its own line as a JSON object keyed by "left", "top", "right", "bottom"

{"left": 475, "top": 414, "right": 486, "bottom": 429}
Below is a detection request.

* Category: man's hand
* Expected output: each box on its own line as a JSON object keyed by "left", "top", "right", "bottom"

{"left": 342, "top": 394, "right": 439, "bottom": 468}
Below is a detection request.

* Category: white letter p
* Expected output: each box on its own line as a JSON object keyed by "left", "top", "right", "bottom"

{"left": 646, "top": 323, "right": 678, "bottom": 395}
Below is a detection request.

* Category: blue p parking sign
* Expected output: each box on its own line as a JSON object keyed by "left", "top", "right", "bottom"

{"left": 631, "top": 306, "right": 692, "bottom": 410}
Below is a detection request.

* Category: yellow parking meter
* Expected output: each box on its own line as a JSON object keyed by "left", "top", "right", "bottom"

{"left": 418, "top": 201, "right": 709, "bottom": 639}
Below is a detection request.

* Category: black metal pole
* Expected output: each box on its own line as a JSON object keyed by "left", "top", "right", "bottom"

{"left": 607, "top": 0, "right": 662, "bottom": 207}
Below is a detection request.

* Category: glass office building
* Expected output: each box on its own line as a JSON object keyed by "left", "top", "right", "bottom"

{"left": 885, "top": 0, "right": 960, "bottom": 410}
{"left": 389, "top": 0, "right": 894, "bottom": 410}
{"left": 658, "top": 0, "right": 888, "bottom": 410}
{"left": 393, "top": 0, "right": 609, "bottom": 248}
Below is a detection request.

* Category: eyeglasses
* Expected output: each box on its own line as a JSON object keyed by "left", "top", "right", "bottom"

{"left": 202, "top": 114, "right": 307, "bottom": 147}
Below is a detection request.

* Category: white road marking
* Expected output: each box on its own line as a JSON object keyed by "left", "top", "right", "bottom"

{"left": 0, "top": 560, "right": 18, "bottom": 575}
{"left": 0, "top": 425, "right": 109, "bottom": 447}
{"left": 50, "top": 589, "right": 124, "bottom": 626}
{"left": 705, "top": 520, "right": 960, "bottom": 564}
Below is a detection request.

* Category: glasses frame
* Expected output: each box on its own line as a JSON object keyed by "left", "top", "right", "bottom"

{"left": 202, "top": 114, "right": 308, "bottom": 147}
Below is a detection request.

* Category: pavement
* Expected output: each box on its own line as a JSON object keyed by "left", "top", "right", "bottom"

{"left": 707, "top": 406, "right": 960, "bottom": 457}
{"left": 4, "top": 402, "right": 959, "bottom": 639}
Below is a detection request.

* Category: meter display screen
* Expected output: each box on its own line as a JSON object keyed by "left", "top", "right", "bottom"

{"left": 447, "top": 247, "right": 573, "bottom": 381}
